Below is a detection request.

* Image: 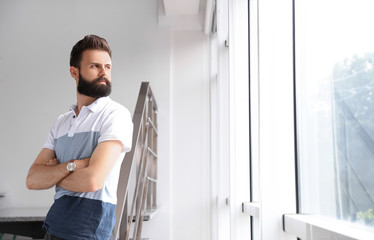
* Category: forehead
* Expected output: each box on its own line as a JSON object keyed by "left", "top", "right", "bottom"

{"left": 81, "top": 49, "right": 112, "bottom": 65}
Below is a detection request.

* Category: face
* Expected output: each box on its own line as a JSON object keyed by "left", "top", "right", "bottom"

{"left": 71, "top": 49, "right": 112, "bottom": 98}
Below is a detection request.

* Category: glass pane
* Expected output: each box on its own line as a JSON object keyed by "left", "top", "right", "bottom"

{"left": 296, "top": 0, "right": 374, "bottom": 227}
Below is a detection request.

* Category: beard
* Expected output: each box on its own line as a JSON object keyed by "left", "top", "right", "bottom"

{"left": 77, "top": 73, "right": 112, "bottom": 98}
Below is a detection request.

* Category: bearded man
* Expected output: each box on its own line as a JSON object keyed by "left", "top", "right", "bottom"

{"left": 26, "top": 35, "right": 133, "bottom": 240}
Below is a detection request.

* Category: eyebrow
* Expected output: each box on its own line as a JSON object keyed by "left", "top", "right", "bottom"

{"left": 89, "top": 62, "right": 112, "bottom": 66}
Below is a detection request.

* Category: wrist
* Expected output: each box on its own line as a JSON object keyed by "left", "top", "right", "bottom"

{"left": 66, "top": 160, "right": 76, "bottom": 172}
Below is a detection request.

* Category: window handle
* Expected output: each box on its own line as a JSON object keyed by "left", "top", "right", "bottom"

{"left": 242, "top": 202, "right": 260, "bottom": 218}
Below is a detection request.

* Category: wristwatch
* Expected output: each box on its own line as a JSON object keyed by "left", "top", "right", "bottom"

{"left": 67, "top": 161, "right": 76, "bottom": 172}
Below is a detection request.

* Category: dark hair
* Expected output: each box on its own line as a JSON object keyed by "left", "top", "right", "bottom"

{"left": 70, "top": 35, "right": 112, "bottom": 68}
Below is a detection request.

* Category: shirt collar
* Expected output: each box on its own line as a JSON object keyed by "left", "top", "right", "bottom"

{"left": 69, "top": 96, "right": 111, "bottom": 114}
{"left": 87, "top": 96, "right": 110, "bottom": 112}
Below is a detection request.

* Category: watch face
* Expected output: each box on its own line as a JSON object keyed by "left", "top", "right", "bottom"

{"left": 67, "top": 162, "right": 76, "bottom": 172}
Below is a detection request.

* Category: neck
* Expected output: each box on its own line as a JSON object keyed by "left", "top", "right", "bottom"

{"left": 75, "top": 92, "right": 98, "bottom": 116}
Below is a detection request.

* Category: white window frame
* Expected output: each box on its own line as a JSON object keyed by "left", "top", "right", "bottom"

{"left": 284, "top": 214, "right": 374, "bottom": 239}
{"left": 212, "top": 0, "right": 251, "bottom": 239}
{"left": 211, "top": 0, "right": 232, "bottom": 239}
{"left": 228, "top": 0, "right": 251, "bottom": 239}
{"left": 258, "top": 0, "right": 296, "bottom": 238}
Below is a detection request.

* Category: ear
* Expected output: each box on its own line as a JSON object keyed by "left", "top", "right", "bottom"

{"left": 70, "top": 66, "right": 79, "bottom": 81}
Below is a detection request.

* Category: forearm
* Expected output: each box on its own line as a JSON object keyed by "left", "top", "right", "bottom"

{"left": 26, "top": 163, "right": 70, "bottom": 190}
{"left": 58, "top": 141, "right": 123, "bottom": 193}
{"left": 57, "top": 158, "right": 95, "bottom": 192}
{"left": 57, "top": 167, "right": 101, "bottom": 193}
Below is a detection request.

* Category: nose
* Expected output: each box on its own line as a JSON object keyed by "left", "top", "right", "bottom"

{"left": 99, "top": 66, "right": 107, "bottom": 77}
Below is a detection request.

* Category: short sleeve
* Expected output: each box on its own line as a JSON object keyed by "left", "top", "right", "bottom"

{"left": 42, "top": 124, "right": 56, "bottom": 150}
{"left": 98, "top": 108, "right": 133, "bottom": 153}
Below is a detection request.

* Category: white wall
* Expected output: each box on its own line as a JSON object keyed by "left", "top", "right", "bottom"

{"left": 170, "top": 30, "right": 211, "bottom": 240}
{"left": 0, "top": 1, "right": 212, "bottom": 240}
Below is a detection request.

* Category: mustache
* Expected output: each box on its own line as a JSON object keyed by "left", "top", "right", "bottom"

{"left": 94, "top": 77, "right": 110, "bottom": 84}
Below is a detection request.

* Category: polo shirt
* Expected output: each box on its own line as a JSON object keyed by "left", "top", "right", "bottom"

{"left": 42, "top": 96, "right": 133, "bottom": 240}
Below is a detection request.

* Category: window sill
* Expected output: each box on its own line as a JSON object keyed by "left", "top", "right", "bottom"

{"left": 283, "top": 214, "right": 374, "bottom": 240}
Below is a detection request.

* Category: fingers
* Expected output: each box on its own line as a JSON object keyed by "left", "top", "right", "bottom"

{"left": 76, "top": 158, "right": 90, "bottom": 170}
{"left": 46, "top": 158, "right": 59, "bottom": 166}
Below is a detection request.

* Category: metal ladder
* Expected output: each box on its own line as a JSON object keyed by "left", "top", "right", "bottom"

{"left": 111, "top": 82, "right": 158, "bottom": 240}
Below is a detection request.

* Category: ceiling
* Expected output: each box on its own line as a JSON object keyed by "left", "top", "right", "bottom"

{"left": 162, "top": 0, "right": 203, "bottom": 16}
{"left": 160, "top": 0, "right": 213, "bottom": 32}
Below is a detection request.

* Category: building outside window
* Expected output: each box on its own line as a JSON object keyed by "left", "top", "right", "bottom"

{"left": 295, "top": 0, "right": 374, "bottom": 228}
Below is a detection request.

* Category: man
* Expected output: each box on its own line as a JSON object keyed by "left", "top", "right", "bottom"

{"left": 26, "top": 35, "right": 133, "bottom": 240}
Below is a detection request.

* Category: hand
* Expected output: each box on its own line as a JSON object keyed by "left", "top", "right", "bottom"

{"left": 75, "top": 158, "right": 90, "bottom": 170}
{"left": 45, "top": 158, "right": 59, "bottom": 166}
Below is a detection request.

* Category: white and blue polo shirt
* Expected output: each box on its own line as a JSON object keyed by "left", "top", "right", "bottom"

{"left": 42, "top": 96, "right": 133, "bottom": 240}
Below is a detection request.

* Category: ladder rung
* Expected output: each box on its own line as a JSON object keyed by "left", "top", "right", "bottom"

{"left": 147, "top": 147, "right": 158, "bottom": 158}
{"left": 147, "top": 117, "right": 158, "bottom": 135}
{"left": 129, "top": 208, "right": 159, "bottom": 222}
{"left": 147, "top": 177, "right": 157, "bottom": 183}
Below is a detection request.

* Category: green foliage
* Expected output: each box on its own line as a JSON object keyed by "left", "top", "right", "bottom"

{"left": 357, "top": 208, "right": 374, "bottom": 225}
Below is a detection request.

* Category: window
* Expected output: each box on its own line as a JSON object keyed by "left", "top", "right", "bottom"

{"left": 295, "top": 0, "right": 374, "bottom": 227}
